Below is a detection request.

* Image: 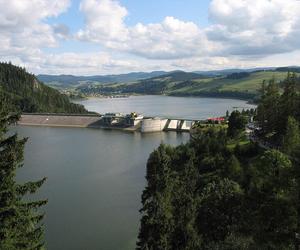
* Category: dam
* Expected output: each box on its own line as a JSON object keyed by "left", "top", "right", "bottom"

{"left": 18, "top": 113, "right": 209, "bottom": 133}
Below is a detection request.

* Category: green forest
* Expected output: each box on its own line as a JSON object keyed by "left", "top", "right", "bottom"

{"left": 0, "top": 62, "right": 87, "bottom": 113}
{"left": 137, "top": 73, "right": 300, "bottom": 249}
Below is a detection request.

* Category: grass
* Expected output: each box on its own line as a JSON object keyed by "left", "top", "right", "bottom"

{"left": 219, "top": 71, "right": 288, "bottom": 92}
{"left": 162, "top": 71, "right": 289, "bottom": 97}
{"left": 227, "top": 132, "right": 251, "bottom": 150}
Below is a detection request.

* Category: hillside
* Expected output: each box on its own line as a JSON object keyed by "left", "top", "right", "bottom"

{"left": 77, "top": 70, "right": 294, "bottom": 100}
{"left": 38, "top": 71, "right": 168, "bottom": 89}
{"left": 0, "top": 62, "right": 87, "bottom": 113}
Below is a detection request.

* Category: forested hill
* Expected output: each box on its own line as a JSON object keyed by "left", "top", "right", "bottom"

{"left": 78, "top": 70, "right": 298, "bottom": 101}
{"left": 0, "top": 62, "right": 87, "bottom": 113}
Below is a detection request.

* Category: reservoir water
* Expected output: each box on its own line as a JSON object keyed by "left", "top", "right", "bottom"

{"left": 76, "top": 95, "right": 256, "bottom": 119}
{"left": 16, "top": 96, "right": 255, "bottom": 250}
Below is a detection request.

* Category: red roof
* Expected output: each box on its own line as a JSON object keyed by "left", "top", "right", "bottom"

{"left": 207, "top": 117, "right": 225, "bottom": 121}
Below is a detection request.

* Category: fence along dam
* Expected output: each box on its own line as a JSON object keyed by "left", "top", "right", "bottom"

{"left": 18, "top": 113, "right": 209, "bottom": 133}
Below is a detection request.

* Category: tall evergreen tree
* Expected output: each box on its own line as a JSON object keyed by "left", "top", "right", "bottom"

{"left": 171, "top": 145, "right": 201, "bottom": 250}
{"left": 256, "top": 79, "right": 280, "bottom": 137}
{"left": 248, "top": 150, "right": 296, "bottom": 249}
{"left": 283, "top": 116, "right": 300, "bottom": 156}
{"left": 0, "top": 97, "right": 47, "bottom": 249}
{"left": 137, "top": 144, "right": 174, "bottom": 250}
{"left": 227, "top": 111, "right": 247, "bottom": 138}
{"left": 279, "top": 73, "right": 298, "bottom": 135}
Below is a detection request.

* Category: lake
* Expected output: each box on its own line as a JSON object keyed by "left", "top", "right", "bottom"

{"left": 16, "top": 96, "right": 255, "bottom": 250}
{"left": 75, "top": 95, "right": 256, "bottom": 119}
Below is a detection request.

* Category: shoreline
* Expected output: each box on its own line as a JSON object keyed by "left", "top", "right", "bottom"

{"left": 79, "top": 93, "right": 256, "bottom": 104}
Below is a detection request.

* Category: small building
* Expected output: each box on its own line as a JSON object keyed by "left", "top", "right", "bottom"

{"left": 100, "top": 112, "right": 144, "bottom": 127}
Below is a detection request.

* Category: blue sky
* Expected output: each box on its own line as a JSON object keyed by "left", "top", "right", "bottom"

{"left": 1, "top": 0, "right": 300, "bottom": 75}
{"left": 45, "top": 0, "right": 211, "bottom": 54}
{"left": 47, "top": 0, "right": 210, "bottom": 29}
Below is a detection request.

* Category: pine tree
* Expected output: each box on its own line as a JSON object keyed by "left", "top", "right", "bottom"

{"left": 227, "top": 111, "right": 247, "bottom": 138}
{"left": 171, "top": 145, "right": 202, "bottom": 250}
{"left": 256, "top": 79, "right": 280, "bottom": 136}
{"left": 283, "top": 116, "right": 300, "bottom": 156}
{"left": 0, "top": 98, "right": 47, "bottom": 249}
{"left": 279, "top": 73, "right": 298, "bottom": 135}
{"left": 137, "top": 144, "right": 174, "bottom": 250}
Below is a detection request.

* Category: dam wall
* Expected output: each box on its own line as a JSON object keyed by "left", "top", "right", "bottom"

{"left": 141, "top": 118, "right": 168, "bottom": 133}
{"left": 19, "top": 114, "right": 102, "bottom": 128}
{"left": 19, "top": 114, "right": 203, "bottom": 133}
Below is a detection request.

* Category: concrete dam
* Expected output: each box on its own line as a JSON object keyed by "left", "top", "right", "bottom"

{"left": 19, "top": 113, "right": 206, "bottom": 133}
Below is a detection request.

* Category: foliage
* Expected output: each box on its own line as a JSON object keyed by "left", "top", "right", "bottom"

{"left": 227, "top": 110, "right": 247, "bottom": 137}
{"left": 0, "top": 97, "right": 47, "bottom": 249}
{"left": 283, "top": 117, "right": 300, "bottom": 156}
{"left": 256, "top": 73, "right": 300, "bottom": 146}
{"left": 136, "top": 72, "right": 300, "bottom": 249}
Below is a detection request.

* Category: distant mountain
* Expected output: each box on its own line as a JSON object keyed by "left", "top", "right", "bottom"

{"left": 275, "top": 66, "right": 300, "bottom": 73}
{"left": 193, "top": 67, "right": 277, "bottom": 77}
{"left": 37, "top": 71, "right": 168, "bottom": 88}
{"left": 78, "top": 69, "right": 295, "bottom": 101}
{"left": 39, "top": 67, "right": 300, "bottom": 90}
{"left": 150, "top": 70, "right": 204, "bottom": 81}
{"left": 0, "top": 62, "right": 87, "bottom": 113}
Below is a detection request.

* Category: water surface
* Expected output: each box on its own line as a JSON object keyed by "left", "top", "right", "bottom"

{"left": 16, "top": 127, "right": 189, "bottom": 250}
{"left": 76, "top": 95, "right": 256, "bottom": 119}
{"left": 17, "top": 96, "right": 255, "bottom": 249}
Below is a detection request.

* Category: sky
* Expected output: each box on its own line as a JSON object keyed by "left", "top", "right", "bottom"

{"left": 1, "top": 0, "right": 300, "bottom": 75}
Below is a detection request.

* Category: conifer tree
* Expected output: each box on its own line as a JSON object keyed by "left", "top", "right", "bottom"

{"left": 256, "top": 79, "right": 280, "bottom": 136}
{"left": 227, "top": 111, "right": 247, "bottom": 138}
{"left": 283, "top": 116, "right": 300, "bottom": 156}
{"left": 137, "top": 144, "right": 174, "bottom": 250}
{"left": 0, "top": 96, "right": 47, "bottom": 249}
{"left": 279, "top": 73, "right": 298, "bottom": 135}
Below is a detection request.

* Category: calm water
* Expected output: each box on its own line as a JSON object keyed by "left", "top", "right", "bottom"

{"left": 76, "top": 95, "right": 256, "bottom": 119}
{"left": 16, "top": 127, "right": 189, "bottom": 250}
{"left": 16, "top": 96, "right": 255, "bottom": 250}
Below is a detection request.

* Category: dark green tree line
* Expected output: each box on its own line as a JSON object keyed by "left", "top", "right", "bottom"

{"left": 138, "top": 80, "right": 300, "bottom": 249}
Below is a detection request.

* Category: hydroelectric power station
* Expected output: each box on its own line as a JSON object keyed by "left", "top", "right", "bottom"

{"left": 18, "top": 112, "right": 220, "bottom": 133}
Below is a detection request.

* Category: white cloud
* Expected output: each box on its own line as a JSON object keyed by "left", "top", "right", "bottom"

{"left": 77, "top": 0, "right": 128, "bottom": 42}
{"left": 207, "top": 0, "right": 300, "bottom": 56}
{"left": 0, "top": 0, "right": 71, "bottom": 65}
{"left": 77, "top": 0, "right": 216, "bottom": 60}
{"left": 77, "top": 0, "right": 300, "bottom": 61}
{"left": 2, "top": 0, "right": 300, "bottom": 75}
{"left": 123, "top": 17, "right": 213, "bottom": 59}
{"left": 17, "top": 52, "right": 146, "bottom": 75}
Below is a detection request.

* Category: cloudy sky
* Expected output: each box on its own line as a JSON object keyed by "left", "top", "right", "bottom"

{"left": 1, "top": 0, "right": 300, "bottom": 75}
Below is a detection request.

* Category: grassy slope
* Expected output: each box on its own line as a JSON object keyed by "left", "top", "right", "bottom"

{"left": 76, "top": 70, "right": 293, "bottom": 101}
{"left": 169, "top": 71, "right": 288, "bottom": 92}
{"left": 166, "top": 71, "right": 289, "bottom": 98}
